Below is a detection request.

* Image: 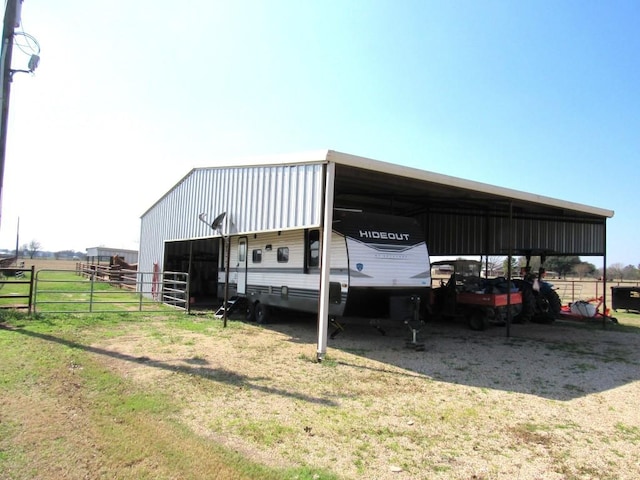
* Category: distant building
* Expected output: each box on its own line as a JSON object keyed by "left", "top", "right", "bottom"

{"left": 86, "top": 247, "right": 138, "bottom": 265}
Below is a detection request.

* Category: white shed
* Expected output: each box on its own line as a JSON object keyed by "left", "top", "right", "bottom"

{"left": 86, "top": 247, "right": 138, "bottom": 266}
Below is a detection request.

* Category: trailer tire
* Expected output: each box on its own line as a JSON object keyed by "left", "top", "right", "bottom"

{"left": 255, "top": 303, "right": 270, "bottom": 324}
{"left": 245, "top": 301, "right": 256, "bottom": 322}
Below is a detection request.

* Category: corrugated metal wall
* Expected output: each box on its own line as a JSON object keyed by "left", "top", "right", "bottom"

{"left": 139, "top": 163, "right": 326, "bottom": 274}
{"left": 423, "top": 210, "right": 606, "bottom": 256}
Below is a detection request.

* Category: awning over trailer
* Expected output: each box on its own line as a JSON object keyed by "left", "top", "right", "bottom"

{"left": 231, "top": 149, "right": 613, "bottom": 257}
{"left": 323, "top": 151, "right": 613, "bottom": 257}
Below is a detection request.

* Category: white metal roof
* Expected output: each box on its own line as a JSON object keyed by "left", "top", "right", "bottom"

{"left": 152, "top": 149, "right": 612, "bottom": 219}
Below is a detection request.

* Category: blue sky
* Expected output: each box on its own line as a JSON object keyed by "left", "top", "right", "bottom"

{"left": 1, "top": 0, "right": 637, "bottom": 266}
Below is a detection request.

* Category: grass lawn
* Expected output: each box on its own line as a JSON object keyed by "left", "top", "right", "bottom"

{"left": 1, "top": 269, "right": 639, "bottom": 479}
{"left": 0, "top": 310, "right": 338, "bottom": 480}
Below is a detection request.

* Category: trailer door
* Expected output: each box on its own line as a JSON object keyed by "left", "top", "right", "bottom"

{"left": 237, "top": 237, "right": 248, "bottom": 295}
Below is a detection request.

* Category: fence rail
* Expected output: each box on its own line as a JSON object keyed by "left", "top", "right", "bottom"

{"left": 552, "top": 279, "right": 640, "bottom": 305}
{"left": 0, "top": 265, "right": 35, "bottom": 311}
{"left": 31, "top": 268, "right": 190, "bottom": 314}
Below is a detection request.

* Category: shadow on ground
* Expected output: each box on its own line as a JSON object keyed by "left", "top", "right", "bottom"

{"left": 0, "top": 322, "right": 338, "bottom": 407}
{"left": 250, "top": 312, "right": 640, "bottom": 402}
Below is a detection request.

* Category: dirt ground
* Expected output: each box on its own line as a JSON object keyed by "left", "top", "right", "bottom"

{"left": 93, "top": 313, "right": 640, "bottom": 480}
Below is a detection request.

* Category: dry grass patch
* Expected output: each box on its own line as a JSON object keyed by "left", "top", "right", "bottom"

{"left": 3, "top": 311, "right": 640, "bottom": 479}
{"left": 88, "top": 314, "right": 640, "bottom": 479}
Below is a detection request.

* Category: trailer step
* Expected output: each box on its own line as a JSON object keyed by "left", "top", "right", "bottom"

{"left": 215, "top": 296, "right": 243, "bottom": 318}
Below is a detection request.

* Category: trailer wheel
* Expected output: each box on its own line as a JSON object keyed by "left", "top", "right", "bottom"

{"left": 245, "top": 301, "right": 256, "bottom": 322}
{"left": 255, "top": 303, "right": 270, "bottom": 324}
{"left": 468, "top": 310, "right": 488, "bottom": 331}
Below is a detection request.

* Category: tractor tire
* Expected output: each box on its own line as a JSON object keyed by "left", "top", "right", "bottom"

{"left": 255, "top": 302, "right": 270, "bottom": 324}
{"left": 533, "top": 289, "right": 561, "bottom": 324}
{"left": 513, "top": 279, "right": 535, "bottom": 324}
{"left": 542, "top": 289, "right": 562, "bottom": 320}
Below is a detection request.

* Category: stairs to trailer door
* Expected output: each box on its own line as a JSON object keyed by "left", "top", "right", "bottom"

{"left": 214, "top": 296, "right": 245, "bottom": 318}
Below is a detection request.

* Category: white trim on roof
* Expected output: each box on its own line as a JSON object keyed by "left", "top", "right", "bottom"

{"left": 325, "top": 150, "right": 614, "bottom": 219}
{"left": 141, "top": 149, "right": 613, "bottom": 220}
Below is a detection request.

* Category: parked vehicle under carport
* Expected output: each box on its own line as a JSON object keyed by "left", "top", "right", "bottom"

{"left": 512, "top": 251, "right": 563, "bottom": 324}
{"left": 429, "top": 260, "right": 523, "bottom": 330}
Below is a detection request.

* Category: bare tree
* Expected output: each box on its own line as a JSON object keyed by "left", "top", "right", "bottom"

{"left": 26, "top": 239, "right": 41, "bottom": 259}
{"left": 606, "top": 263, "right": 624, "bottom": 282}
{"left": 481, "top": 256, "right": 503, "bottom": 276}
{"left": 573, "top": 263, "right": 592, "bottom": 279}
{"left": 622, "top": 264, "right": 640, "bottom": 280}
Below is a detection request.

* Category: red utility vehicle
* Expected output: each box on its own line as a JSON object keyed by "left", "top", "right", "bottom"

{"left": 430, "top": 260, "right": 523, "bottom": 330}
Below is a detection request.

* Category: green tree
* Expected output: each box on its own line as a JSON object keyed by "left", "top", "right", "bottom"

{"left": 502, "top": 256, "right": 519, "bottom": 276}
{"left": 545, "top": 256, "right": 581, "bottom": 278}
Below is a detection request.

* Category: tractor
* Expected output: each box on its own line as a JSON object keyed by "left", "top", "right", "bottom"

{"left": 430, "top": 259, "right": 524, "bottom": 330}
{"left": 511, "top": 250, "right": 562, "bottom": 324}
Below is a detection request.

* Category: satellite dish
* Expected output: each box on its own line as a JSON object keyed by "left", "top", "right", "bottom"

{"left": 211, "top": 212, "right": 227, "bottom": 231}
{"left": 199, "top": 212, "right": 226, "bottom": 232}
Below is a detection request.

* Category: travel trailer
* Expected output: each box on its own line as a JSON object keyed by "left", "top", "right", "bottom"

{"left": 218, "top": 210, "right": 431, "bottom": 323}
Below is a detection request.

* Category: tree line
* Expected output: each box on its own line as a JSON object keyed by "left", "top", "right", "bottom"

{"left": 483, "top": 255, "right": 640, "bottom": 281}
{"left": 1, "top": 239, "right": 86, "bottom": 260}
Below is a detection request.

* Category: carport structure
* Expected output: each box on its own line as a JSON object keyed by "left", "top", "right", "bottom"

{"left": 316, "top": 151, "right": 613, "bottom": 359}
{"left": 138, "top": 150, "right": 614, "bottom": 360}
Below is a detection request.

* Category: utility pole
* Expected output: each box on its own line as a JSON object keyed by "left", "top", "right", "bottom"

{"left": 0, "top": 0, "right": 21, "bottom": 230}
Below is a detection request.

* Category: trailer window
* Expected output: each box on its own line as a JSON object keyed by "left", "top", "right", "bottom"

{"left": 277, "top": 247, "right": 289, "bottom": 263}
{"left": 306, "top": 229, "right": 320, "bottom": 269}
{"left": 252, "top": 249, "right": 262, "bottom": 263}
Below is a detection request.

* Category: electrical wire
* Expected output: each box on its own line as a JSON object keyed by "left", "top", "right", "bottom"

{"left": 14, "top": 31, "right": 39, "bottom": 56}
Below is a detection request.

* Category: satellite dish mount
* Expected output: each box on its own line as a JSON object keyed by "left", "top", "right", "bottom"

{"left": 198, "top": 212, "right": 227, "bottom": 234}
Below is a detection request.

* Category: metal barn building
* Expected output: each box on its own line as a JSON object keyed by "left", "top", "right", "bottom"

{"left": 139, "top": 150, "right": 614, "bottom": 358}
{"left": 86, "top": 247, "right": 139, "bottom": 266}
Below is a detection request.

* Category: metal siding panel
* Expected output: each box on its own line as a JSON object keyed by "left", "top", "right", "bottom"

{"left": 275, "top": 167, "right": 284, "bottom": 227}
{"left": 423, "top": 209, "right": 606, "bottom": 257}
{"left": 139, "top": 164, "right": 326, "bottom": 280}
{"left": 282, "top": 166, "right": 291, "bottom": 228}
{"left": 293, "top": 167, "right": 304, "bottom": 225}
{"left": 424, "top": 212, "right": 486, "bottom": 256}
{"left": 229, "top": 169, "right": 239, "bottom": 231}
{"left": 487, "top": 216, "right": 606, "bottom": 256}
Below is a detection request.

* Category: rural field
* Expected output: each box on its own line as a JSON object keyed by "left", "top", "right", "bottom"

{"left": 16, "top": 258, "right": 81, "bottom": 271}
{"left": 1, "top": 293, "right": 639, "bottom": 480}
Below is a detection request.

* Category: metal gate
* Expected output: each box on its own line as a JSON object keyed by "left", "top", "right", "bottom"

{"left": 32, "top": 268, "right": 190, "bottom": 314}
{"left": 0, "top": 265, "right": 34, "bottom": 312}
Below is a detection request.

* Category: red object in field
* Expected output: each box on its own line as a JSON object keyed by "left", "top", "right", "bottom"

{"left": 457, "top": 291, "right": 522, "bottom": 307}
{"left": 151, "top": 262, "right": 160, "bottom": 300}
{"left": 559, "top": 296, "right": 617, "bottom": 323}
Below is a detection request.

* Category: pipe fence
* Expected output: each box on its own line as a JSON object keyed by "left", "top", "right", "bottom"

{"left": 31, "top": 268, "right": 189, "bottom": 314}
